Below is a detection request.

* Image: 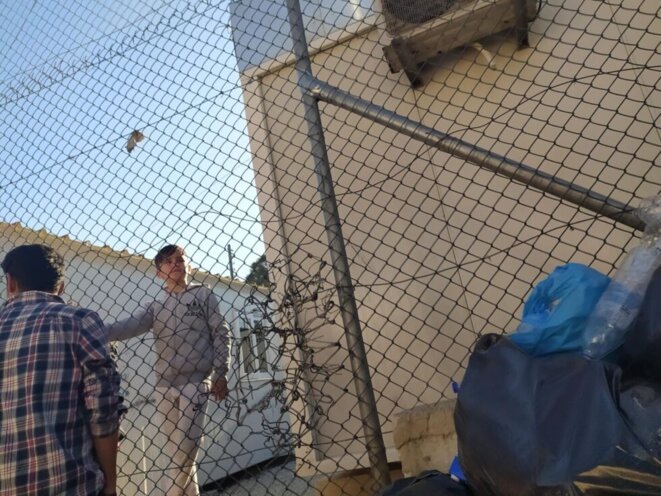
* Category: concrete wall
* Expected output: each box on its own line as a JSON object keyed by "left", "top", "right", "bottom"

{"left": 231, "top": 0, "right": 376, "bottom": 76}
{"left": 231, "top": 0, "right": 660, "bottom": 474}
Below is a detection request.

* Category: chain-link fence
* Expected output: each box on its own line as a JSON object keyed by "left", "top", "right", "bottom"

{"left": 0, "top": 0, "right": 659, "bottom": 495}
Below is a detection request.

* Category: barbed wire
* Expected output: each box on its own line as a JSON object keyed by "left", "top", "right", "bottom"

{"left": 0, "top": 0, "right": 230, "bottom": 107}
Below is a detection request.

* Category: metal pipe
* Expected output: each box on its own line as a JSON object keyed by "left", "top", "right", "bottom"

{"left": 301, "top": 73, "right": 645, "bottom": 232}
{"left": 285, "top": 0, "right": 392, "bottom": 490}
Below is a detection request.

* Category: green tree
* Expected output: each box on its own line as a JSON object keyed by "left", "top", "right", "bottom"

{"left": 245, "top": 254, "right": 270, "bottom": 286}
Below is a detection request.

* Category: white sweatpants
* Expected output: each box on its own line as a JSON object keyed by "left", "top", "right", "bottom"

{"left": 154, "top": 382, "right": 210, "bottom": 496}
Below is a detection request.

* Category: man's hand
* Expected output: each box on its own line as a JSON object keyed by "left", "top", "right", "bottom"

{"left": 212, "top": 377, "right": 229, "bottom": 401}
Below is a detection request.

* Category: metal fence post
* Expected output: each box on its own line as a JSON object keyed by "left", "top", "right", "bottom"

{"left": 285, "top": 0, "right": 392, "bottom": 490}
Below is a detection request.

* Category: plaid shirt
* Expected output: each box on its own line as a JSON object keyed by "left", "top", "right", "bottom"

{"left": 0, "top": 291, "right": 124, "bottom": 496}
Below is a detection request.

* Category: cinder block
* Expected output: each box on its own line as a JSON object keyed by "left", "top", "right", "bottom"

{"left": 392, "top": 399, "right": 457, "bottom": 477}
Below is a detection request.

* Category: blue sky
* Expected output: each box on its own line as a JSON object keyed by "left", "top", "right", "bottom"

{"left": 0, "top": 0, "right": 264, "bottom": 279}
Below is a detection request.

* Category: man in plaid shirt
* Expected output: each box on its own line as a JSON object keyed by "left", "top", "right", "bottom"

{"left": 0, "top": 244, "right": 125, "bottom": 496}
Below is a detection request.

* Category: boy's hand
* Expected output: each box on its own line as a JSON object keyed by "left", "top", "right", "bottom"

{"left": 212, "top": 377, "right": 229, "bottom": 401}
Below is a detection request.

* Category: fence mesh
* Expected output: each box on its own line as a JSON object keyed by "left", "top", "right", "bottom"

{"left": 0, "top": 0, "right": 659, "bottom": 495}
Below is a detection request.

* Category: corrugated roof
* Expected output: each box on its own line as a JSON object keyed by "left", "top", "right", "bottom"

{"left": 0, "top": 221, "right": 266, "bottom": 294}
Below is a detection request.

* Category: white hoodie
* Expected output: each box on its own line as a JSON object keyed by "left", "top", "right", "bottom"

{"left": 106, "top": 284, "right": 230, "bottom": 387}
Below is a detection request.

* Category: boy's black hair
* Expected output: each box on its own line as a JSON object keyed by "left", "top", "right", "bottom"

{"left": 154, "top": 244, "right": 185, "bottom": 269}
{"left": 1, "top": 244, "right": 65, "bottom": 293}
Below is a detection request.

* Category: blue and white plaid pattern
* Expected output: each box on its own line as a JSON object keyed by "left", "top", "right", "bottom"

{"left": 0, "top": 291, "right": 123, "bottom": 496}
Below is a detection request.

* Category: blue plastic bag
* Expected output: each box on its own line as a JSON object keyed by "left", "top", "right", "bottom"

{"left": 449, "top": 455, "right": 466, "bottom": 482}
{"left": 510, "top": 263, "right": 610, "bottom": 356}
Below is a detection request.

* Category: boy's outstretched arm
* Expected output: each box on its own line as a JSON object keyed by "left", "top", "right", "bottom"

{"left": 105, "top": 302, "right": 154, "bottom": 341}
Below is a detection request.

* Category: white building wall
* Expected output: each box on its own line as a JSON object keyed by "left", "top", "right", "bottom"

{"left": 231, "top": 0, "right": 377, "bottom": 77}
{"left": 231, "top": 0, "right": 660, "bottom": 474}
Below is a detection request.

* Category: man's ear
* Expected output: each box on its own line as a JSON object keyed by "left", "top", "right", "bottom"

{"left": 56, "top": 281, "right": 65, "bottom": 296}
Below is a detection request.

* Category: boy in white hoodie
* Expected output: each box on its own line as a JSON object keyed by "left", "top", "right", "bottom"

{"left": 106, "top": 245, "right": 230, "bottom": 496}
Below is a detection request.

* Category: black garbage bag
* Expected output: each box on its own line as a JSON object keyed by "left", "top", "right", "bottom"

{"left": 619, "top": 265, "right": 661, "bottom": 381}
{"left": 379, "top": 470, "right": 472, "bottom": 496}
{"left": 454, "top": 334, "right": 661, "bottom": 496}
